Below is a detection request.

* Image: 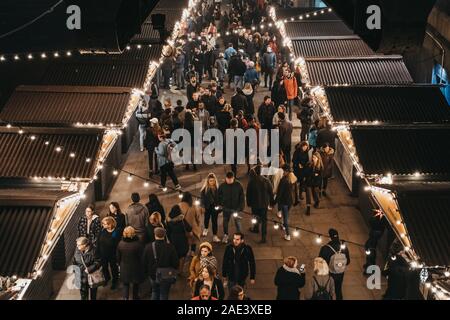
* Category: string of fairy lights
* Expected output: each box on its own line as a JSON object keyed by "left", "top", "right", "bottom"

{"left": 268, "top": 5, "right": 450, "bottom": 299}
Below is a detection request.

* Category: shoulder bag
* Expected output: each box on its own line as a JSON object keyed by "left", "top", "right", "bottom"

{"left": 152, "top": 242, "right": 177, "bottom": 284}
{"left": 80, "top": 253, "right": 105, "bottom": 288}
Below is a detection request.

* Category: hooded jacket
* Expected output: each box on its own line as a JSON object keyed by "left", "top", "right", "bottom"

{"left": 274, "top": 265, "right": 306, "bottom": 300}
{"left": 166, "top": 206, "right": 192, "bottom": 258}
{"left": 125, "top": 202, "right": 149, "bottom": 238}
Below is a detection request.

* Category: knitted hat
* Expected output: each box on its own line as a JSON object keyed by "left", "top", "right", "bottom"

{"left": 328, "top": 228, "right": 339, "bottom": 239}
{"left": 199, "top": 241, "right": 213, "bottom": 252}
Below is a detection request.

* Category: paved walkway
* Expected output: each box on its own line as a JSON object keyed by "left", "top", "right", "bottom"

{"left": 54, "top": 83, "right": 387, "bottom": 300}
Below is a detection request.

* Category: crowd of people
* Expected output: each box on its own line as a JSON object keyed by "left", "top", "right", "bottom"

{"left": 69, "top": 0, "right": 402, "bottom": 301}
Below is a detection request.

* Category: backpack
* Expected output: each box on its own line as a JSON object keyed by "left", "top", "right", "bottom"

{"left": 327, "top": 244, "right": 348, "bottom": 274}
{"left": 311, "top": 276, "right": 332, "bottom": 300}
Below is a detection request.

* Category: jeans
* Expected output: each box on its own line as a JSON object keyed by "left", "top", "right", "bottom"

{"left": 80, "top": 284, "right": 97, "bottom": 300}
{"left": 280, "top": 205, "right": 290, "bottom": 236}
{"left": 123, "top": 283, "right": 140, "bottom": 300}
{"left": 252, "top": 208, "right": 267, "bottom": 240}
{"left": 176, "top": 68, "right": 185, "bottom": 88}
{"left": 234, "top": 76, "right": 243, "bottom": 90}
{"left": 331, "top": 273, "right": 344, "bottom": 300}
{"left": 264, "top": 69, "right": 274, "bottom": 89}
{"left": 147, "top": 147, "right": 157, "bottom": 173}
{"left": 160, "top": 162, "right": 179, "bottom": 187}
{"left": 139, "top": 125, "right": 147, "bottom": 150}
{"left": 204, "top": 207, "right": 219, "bottom": 235}
{"left": 223, "top": 209, "right": 242, "bottom": 235}
{"left": 150, "top": 278, "right": 172, "bottom": 300}
{"left": 300, "top": 122, "right": 310, "bottom": 142}
{"left": 287, "top": 99, "right": 294, "bottom": 120}
{"left": 306, "top": 186, "right": 320, "bottom": 205}
{"left": 101, "top": 258, "right": 119, "bottom": 284}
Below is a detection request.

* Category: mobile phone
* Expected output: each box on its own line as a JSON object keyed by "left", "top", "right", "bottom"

{"left": 299, "top": 264, "right": 305, "bottom": 272}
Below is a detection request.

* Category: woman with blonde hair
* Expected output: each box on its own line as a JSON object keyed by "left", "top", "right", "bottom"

{"left": 200, "top": 173, "right": 220, "bottom": 241}
{"left": 188, "top": 241, "right": 218, "bottom": 287}
{"left": 145, "top": 211, "right": 166, "bottom": 243}
{"left": 97, "top": 216, "right": 121, "bottom": 289}
{"left": 117, "top": 226, "right": 144, "bottom": 300}
{"left": 274, "top": 256, "right": 305, "bottom": 300}
{"left": 304, "top": 152, "right": 324, "bottom": 215}
{"left": 216, "top": 103, "right": 233, "bottom": 134}
{"left": 305, "top": 257, "right": 335, "bottom": 300}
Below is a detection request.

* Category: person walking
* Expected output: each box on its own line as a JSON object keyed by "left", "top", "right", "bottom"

{"left": 222, "top": 232, "right": 256, "bottom": 290}
{"left": 319, "top": 229, "right": 350, "bottom": 300}
{"left": 262, "top": 46, "right": 276, "bottom": 90}
{"left": 179, "top": 192, "right": 202, "bottom": 255}
{"left": 73, "top": 237, "right": 101, "bottom": 300}
{"left": 304, "top": 152, "right": 323, "bottom": 215}
{"left": 193, "top": 266, "right": 225, "bottom": 300}
{"left": 166, "top": 204, "right": 193, "bottom": 275}
{"left": 117, "top": 227, "right": 145, "bottom": 300}
{"left": 218, "top": 172, "right": 245, "bottom": 243}
{"left": 145, "top": 118, "right": 161, "bottom": 177}
{"left": 283, "top": 71, "right": 298, "bottom": 120}
{"left": 305, "top": 257, "right": 336, "bottom": 300}
{"left": 97, "top": 217, "right": 121, "bottom": 290}
{"left": 200, "top": 173, "right": 221, "bottom": 242}
{"left": 136, "top": 98, "right": 150, "bottom": 152}
{"left": 125, "top": 193, "right": 149, "bottom": 243}
{"left": 175, "top": 49, "right": 186, "bottom": 90}
{"left": 274, "top": 256, "right": 306, "bottom": 300}
{"left": 155, "top": 133, "right": 181, "bottom": 190}
{"left": 77, "top": 204, "right": 101, "bottom": 248}
{"left": 257, "top": 96, "right": 276, "bottom": 130}
{"left": 274, "top": 165, "right": 296, "bottom": 241}
{"left": 242, "top": 83, "right": 255, "bottom": 119}
{"left": 231, "top": 87, "right": 248, "bottom": 115}
{"left": 319, "top": 143, "right": 335, "bottom": 197}
{"left": 292, "top": 141, "right": 310, "bottom": 200}
{"left": 188, "top": 242, "right": 218, "bottom": 287}
{"left": 246, "top": 165, "right": 274, "bottom": 243}
{"left": 215, "top": 53, "right": 228, "bottom": 89}
{"left": 278, "top": 112, "right": 293, "bottom": 165}
{"left": 143, "top": 227, "right": 179, "bottom": 300}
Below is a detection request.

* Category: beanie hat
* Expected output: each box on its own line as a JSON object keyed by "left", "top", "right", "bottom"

{"left": 329, "top": 228, "right": 339, "bottom": 239}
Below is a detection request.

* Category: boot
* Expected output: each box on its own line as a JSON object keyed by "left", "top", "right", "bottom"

{"left": 306, "top": 206, "right": 311, "bottom": 216}
{"left": 314, "top": 201, "right": 320, "bottom": 209}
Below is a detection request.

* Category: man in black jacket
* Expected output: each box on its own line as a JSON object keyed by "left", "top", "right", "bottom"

{"left": 143, "top": 228, "right": 178, "bottom": 300}
{"left": 319, "top": 228, "right": 350, "bottom": 300}
{"left": 231, "top": 87, "right": 248, "bottom": 115}
{"left": 246, "top": 165, "right": 274, "bottom": 243}
{"left": 228, "top": 54, "right": 246, "bottom": 90}
{"left": 218, "top": 171, "right": 245, "bottom": 243}
{"left": 222, "top": 232, "right": 256, "bottom": 290}
{"left": 316, "top": 122, "right": 337, "bottom": 150}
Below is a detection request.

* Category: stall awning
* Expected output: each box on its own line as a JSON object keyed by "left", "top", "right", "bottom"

{"left": 275, "top": 8, "right": 339, "bottom": 20}
{"left": 325, "top": 85, "right": 450, "bottom": 123}
{"left": 305, "top": 56, "right": 413, "bottom": 86}
{"left": 292, "top": 38, "right": 375, "bottom": 58}
{"left": 351, "top": 125, "right": 450, "bottom": 176}
{"left": 285, "top": 20, "right": 354, "bottom": 39}
{"left": 389, "top": 184, "right": 450, "bottom": 266}
{"left": 0, "top": 127, "right": 103, "bottom": 180}
{"left": 131, "top": 10, "right": 183, "bottom": 44}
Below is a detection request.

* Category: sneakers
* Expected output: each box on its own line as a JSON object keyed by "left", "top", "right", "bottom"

{"left": 213, "top": 235, "right": 221, "bottom": 243}
{"left": 175, "top": 184, "right": 182, "bottom": 190}
{"left": 284, "top": 235, "right": 291, "bottom": 241}
{"left": 202, "top": 229, "right": 208, "bottom": 237}
{"left": 277, "top": 211, "right": 282, "bottom": 219}
{"left": 140, "top": 147, "right": 144, "bottom": 152}
{"left": 222, "top": 234, "right": 229, "bottom": 243}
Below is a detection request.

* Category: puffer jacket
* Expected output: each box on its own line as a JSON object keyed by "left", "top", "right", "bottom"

{"left": 218, "top": 180, "right": 245, "bottom": 211}
{"left": 125, "top": 203, "right": 149, "bottom": 239}
{"left": 72, "top": 247, "right": 101, "bottom": 287}
{"left": 246, "top": 173, "right": 274, "bottom": 209}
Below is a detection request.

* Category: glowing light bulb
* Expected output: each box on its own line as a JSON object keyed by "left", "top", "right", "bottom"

{"left": 144, "top": 182, "right": 149, "bottom": 188}
{"left": 127, "top": 175, "right": 133, "bottom": 182}
{"left": 293, "top": 229, "right": 300, "bottom": 237}
{"left": 66, "top": 51, "right": 72, "bottom": 56}
{"left": 233, "top": 212, "right": 238, "bottom": 218}
{"left": 28, "top": 54, "right": 33, "bottom": 59}
{"left": 340, "top": 243, "right": 346, "bottom": 250}
{"left": 30, "top": 135, "right": 36, "bottom": 140}
{"left": 315, "top": 236, "right": 322, "bottom": 244}
{"left": 194, "top": 199, "right": 200, "bottom": 206}
{"left": 41, "top": 53, "right": 47, "bottom": 59}
{"left": 54, "top": 52, "right": 59, "bottom": 57}
{"left": 18, "top": 129, "right": 24, "bottom": 134}
{"left": 274, "top": 224, "right": 280, "bottom": 230}
{"left": 85, "top": 158, "right": 91, "bottom": 163}
{"left": 365, "top": 249, "right": 371, "bottom": 255}
{"left": 251, "top": 218, "right": 257, "bottom": 224}
{"left": 55, "top": 146, "right": 62, "bottom": 152}
{"left": 162, "top": 187, "right": 168, "bottom": 192}
{"left": 113, "top": 170, "right": 118, "bottom": 176}
{"left": 14, "top": 55, "right": 19, "bottom": 60}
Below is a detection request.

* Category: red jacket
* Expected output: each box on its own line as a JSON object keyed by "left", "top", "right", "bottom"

{"left": 284, "top": 77, "right": 298, "bottom": 100}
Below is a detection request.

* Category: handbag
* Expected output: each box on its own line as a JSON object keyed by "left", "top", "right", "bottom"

{"left": 152, "top": 242, "right": 178, "bottom": 284}
{"left": 80, "top": 253, "right": 105, "bottom": 288}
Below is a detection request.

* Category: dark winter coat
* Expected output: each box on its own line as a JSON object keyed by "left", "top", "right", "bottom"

{"left": 316, "top": 128, "right": 337, "bottom": 149}
{"left": 304, "top": 165, "right": 323, "bottom": 188}
{"left": 125, "top": 203, "right": 149, "bottom": 240}
{"left": 117, "top": 237, "right": 145, "bottom": 284}
{"left": 218, "top": 180, "right": 245, "bottom": 211}
{"left": 72, "top": 246, "right": 101, "bottom": 286}
{"left": 145, "top": 223, "right": 166, "bottom": 244}
{"left": 383, "top": 255, "right": 409, "bottom": 300}
{"left": 201, "top": 94, "right": 218, "bottom": 117}
{"left": 108, "top": 211, "right": 126, "bottom": 237}
{"left": 292, "top": 149, "right": 309, "bottom": 179}
{"left": 278, "top": 120, "right": 293, "bottom": 149}
{"left": 319, "top": 239, "right": 351, "bottom": 269}
{"left": 97, "top": 229, "right": 121, "bottom": 261}
{"left": 166, "top": 208, "right": 193, "bottom": 259}
{"left": 274, "top": 266, "right": 306, "bottom": 300}
{"left": 143, "top": 239, "right": 179, "bottom": 280}
{"left": 228, "top": 55, "right": 246, "bottom": 77}
{"left": 201, "top": 187, "right": 219, "bottom": 210}
{"left": 145, "top": 201, "right": 166, "bottom": 223}
{"left": 193, "top": 277, "right": 225, "bottom": 300}
{"left": 216, "top": 110, "right": 232, "bottom": 133}
{"left": 271, "top": 81, "right": 288, "bottom": 107}
{"left": 77, "top": 215, "right": 101, "bottom": 247}
{"left": 243, "top": 91, "right": 255, "bottom": 117}
{"left": 231, "top": 92, "right": 248, "bottom": 114}
{"left": 275, "top": 175, "right": 294, "bottom": 206}
{"left": 187, "top": 82, "right": 199, "bottom": 102}
{"left": 149, "top": 98, "right": 163, "bottom": 120}
{"left": 257, "top": 102, "right": 276, "bottom": 129}
{"left": 222, "top": 244, "right": 256, "bottom": 283}
{"left": 246, "top": 173, "right": 274, "bottom": 209}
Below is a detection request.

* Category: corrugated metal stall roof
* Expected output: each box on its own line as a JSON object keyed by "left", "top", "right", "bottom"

{"left": 325, "top": 85, "right": 450, "bottom": 123}
{"left": 305, "top": 56, "right": 413, "bottom": 86}
{"left": 392, "top": 185, "right": 450, "bottom": 266}
{"left": 285, "top": 20, "right": 354, "bottom": 39}
{"left": 87, "top": 45, "right": 163, "bottom": 62}
{"left": 0, "top": 85, "right": 132, "bottom": 127}
{"left": 276, "top": 8, "right": 339, "bottom": 20}
{"left": 131, "top": 10, "right": 183, "bottom": 44}
{"left": 0, "top": 127, "right": 103, "bottom": 179}
{"left": 351, "top": 126, "right": 450, "bottom": 176}
{"left": 0, "top": 189, "right": 75, "bottom": 277}
{"left": 293, "top": 38, "right": 375, "bottom": 57}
